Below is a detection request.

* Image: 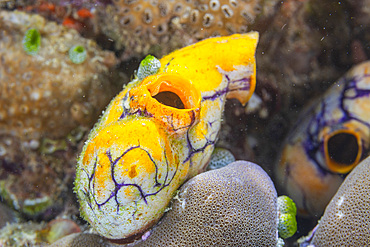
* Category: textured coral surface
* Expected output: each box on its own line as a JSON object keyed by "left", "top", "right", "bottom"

{"left": 134, "top": 161, "right": 278, "bottom": 246}
{"left": 311, "top": 156, "right": 370, "bottom": 246}
{"left": 98, "top": 0, "right": 278, "bottom": 57}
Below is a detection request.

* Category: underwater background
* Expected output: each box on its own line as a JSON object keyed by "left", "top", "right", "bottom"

{"left": 0, "top": 0, "right": 369, "bottom": 246}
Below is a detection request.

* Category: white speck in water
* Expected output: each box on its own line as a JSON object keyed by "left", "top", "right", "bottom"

{"left": 29, "top": 139, "right": 40, "bottom": 150}
{"left": 0, "top": 145, "right": 6, "bottom": 156}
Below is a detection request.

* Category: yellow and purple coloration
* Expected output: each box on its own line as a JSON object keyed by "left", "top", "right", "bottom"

{"left": 74, "top": 32, "right": 258, "bottom": 239}
{"left": 275, "top": 61, "right": 370, "bottom": 217}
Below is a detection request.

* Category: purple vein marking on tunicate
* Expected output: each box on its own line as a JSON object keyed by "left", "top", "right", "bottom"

{"left": 82, "top": 158, "right": 108, "bottom": 221}
{"left": 301, "top": 70, "right": 370, "bottom": 176}
{"left": 148, "top": 150, "right": 179, "bottom": 197}
{"left": 87, "top": 147, "right": 141, "bottom": 213}
{"left": 340, "top": 74, "right": 370, "bottom": 128}
{"left": 202, "top": 77, "right": 251, "bottom": 101}
{"left": 125, "top": 151, "right": 177, "bottom": 217}
{"left": 81, "top": 159, "right": 98, "bottom": 217}
{"left": 133, "top": 107, "right": 154, "bottom": 118}
{"left": 302, "top": 100, "right": 333, "bottom": 175}
{"left": 88, "top": 158, "right": 99, "bottom": 205}
{"left": 183, "top": 127, "right": 216, "bottom": 165}
{"left": 119, "top": 93, "right": 130, "bottom": 119}
{"left": 103, "top": 146, "right": 149, "bottom": 212}
{"left": 344, "top": 76, "right": 370, "bottom": 98}
{"left": 122, "top": 105, "right": 155, "bottom": 120}
{"left": 163, "top": 57, "right": 174, "bottom": 72}
{"left": 138, "top": 148, "right": 162, "bottom": 187}
{"left": 97, "top": 144, "right": 177, "bottom": 216}
{"left": 166, "top": 110, "right": 196, "bottom": 132}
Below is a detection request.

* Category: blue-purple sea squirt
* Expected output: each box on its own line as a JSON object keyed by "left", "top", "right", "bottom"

{"left": 74, "top": 32, "right": 259, "bottom": 240}
{"left": 275, "top": 61, "right": 370, "bottom": 217}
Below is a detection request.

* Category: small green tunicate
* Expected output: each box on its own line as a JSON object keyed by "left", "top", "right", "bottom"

{"left": 22, "top": 28, "right": 41, "bottom": 55}
{"left": 137, "top": 55, "right": 161, "bottom": 80}
{"left": 23, "top": 196, "right": 52, "bottom": 216}
{"left": 277, "top": 195, "right": 297, "bottom": 215}
{"left": 69, "top": 45, "right": 87, "bottom": 64}
{"left": 278, "top": 213, "right": 297, "bottom": 239}
{"left": 277, "top": 196, "right": 297, "bottom": 239}
{"left": 207, "top": 147, "right": 236, "bottom": 171}
{"left": 40, "top": 138, "right": 67, "bottom": 154}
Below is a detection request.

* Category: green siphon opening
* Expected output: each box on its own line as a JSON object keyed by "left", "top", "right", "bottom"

{"left": 22, "top": 28, "right": 41, "bottom": 56}
{"left": 69, "top": 45, "right": 87, "bottom": 64}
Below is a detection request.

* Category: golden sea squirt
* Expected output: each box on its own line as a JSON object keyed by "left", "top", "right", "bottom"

{"left": 275, "top": 61, "right": 370, "bottom": 218}
{"left": 74, "top": 32, "right": 259, "bottom": 240}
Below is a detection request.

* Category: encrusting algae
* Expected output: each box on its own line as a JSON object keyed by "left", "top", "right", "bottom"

{"left": 75, "top": 32, "right": 259, "bottom": 240}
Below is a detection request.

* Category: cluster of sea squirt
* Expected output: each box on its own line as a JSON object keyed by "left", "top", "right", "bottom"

{"left": 1, "top": 2, "right": 370, "bottom": 245}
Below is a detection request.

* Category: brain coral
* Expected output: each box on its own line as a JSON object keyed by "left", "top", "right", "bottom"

{"left": 310, "top": 155, "right": 370, "bottom": 246}
{"left": 0, "top": 10, "right": 121, "bottom": 217}
{"left": 98, "top": 0, "right": 278, "bottom": 57}
{"left": 134, "top": 160, "right": 278, "bottom": 246}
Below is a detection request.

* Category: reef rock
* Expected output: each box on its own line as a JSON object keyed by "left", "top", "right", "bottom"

{"left": 0, "top": 10, "right": 121, "bottom": 218}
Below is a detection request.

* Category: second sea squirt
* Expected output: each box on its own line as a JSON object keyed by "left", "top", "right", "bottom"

{"left": 74, "top": 32, "right": 259, "bottom": 240}
{"left": 275, "top": 61, "right": 370, "bottom": 218}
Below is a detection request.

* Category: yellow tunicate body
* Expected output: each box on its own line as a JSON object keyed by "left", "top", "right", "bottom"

{"left": 75, "top": 32, "right": 258, "bottom": 239}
